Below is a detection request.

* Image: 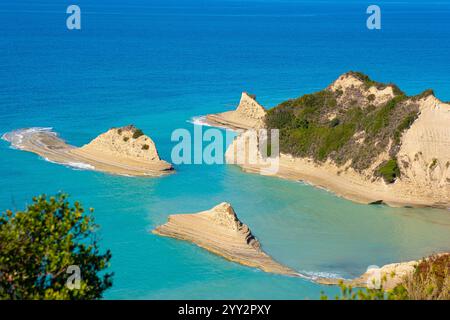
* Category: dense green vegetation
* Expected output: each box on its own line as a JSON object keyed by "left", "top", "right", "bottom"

{"left": 0, "top": 194, "right": 112, "bottom": 299}
{"left": 377, "top": 159, "right": 400, "bottom": 183}
{"left": 403, "top": 254, "right": 450, "bottom": 300}
{"left": 265, "top": 72, "right": 421, "bottom": 182}
{"left": 132, "top": 128, "right": 144, "bottom": 139}
{"left": 348, "top": 71, "right": 404, "bottom": 96}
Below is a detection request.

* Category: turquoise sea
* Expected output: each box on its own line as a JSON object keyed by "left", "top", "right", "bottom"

{"left": 1, "top": 0, "right": 450, "bottom": 299}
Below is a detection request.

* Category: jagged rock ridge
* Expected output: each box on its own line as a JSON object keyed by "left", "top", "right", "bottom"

{"left": 205, "top": 92, "right": 267, "bottom": 130}
{"left": 153, "top": 202, "right": 297, "bottom": 275}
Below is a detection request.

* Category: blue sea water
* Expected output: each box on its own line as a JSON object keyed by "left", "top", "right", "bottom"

{"left": 1, "top": 0, "right": 450, "bottom": 299}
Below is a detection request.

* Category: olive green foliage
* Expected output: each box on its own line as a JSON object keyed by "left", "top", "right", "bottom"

{"left": 394, "top": 112, "right": 419, "bottom": 144}
{"left": 142, "top": 144, "right": 150, "bottom": 150}
{"left": 123, "top": 136, "right": 129, "bottom": 142}
{"left": 400, "top": 254, "right": 450, "bottom": 300}
{"left": 348, "top": 71, "right": 404, "bottom": 96}
{"left": 320, "top": 279, "right": 408, "bottom": 300}
{"left": 0, "top": 194, "right": 113, "bottom": 300}
{"left": 377, "top": 159, "right": 400, "bottom": 184}
{"left": 414, "top": 89, "right": 434, "bottom": 100}
{"left": 265, "top": 72, "right": 420, "bottom": 174}
{"left": 132, "top": 129, "right": 144, "bottom": 139}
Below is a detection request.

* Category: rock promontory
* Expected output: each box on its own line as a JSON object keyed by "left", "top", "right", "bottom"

{"left": 2, "top": 125, "right": 173, "bottom": 177}
{"left": 152, "top": 202, "right": 297, "bottom": 276}
{"left": 217, "top": 72, "right": 450, "bottom": 208}
{"left": 206, "top": 92, "right": 267, "bottom": 130}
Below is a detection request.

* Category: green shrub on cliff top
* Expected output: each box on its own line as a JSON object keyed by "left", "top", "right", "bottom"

{"left": 265, "top": 76, "right": 419, "bottom": 175}
{"left": 132, "top": 129, "right": 144, "bottom": 139}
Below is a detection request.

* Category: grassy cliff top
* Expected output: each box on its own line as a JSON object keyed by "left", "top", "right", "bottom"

{"left": 265, "top": 72, "right": 431, "bottom": 182}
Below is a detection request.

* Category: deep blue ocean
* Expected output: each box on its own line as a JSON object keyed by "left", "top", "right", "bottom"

{"left": 1, "top": 0, "right": 450, "bottom": 299}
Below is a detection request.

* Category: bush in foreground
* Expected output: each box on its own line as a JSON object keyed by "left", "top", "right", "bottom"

{"left": 0, "top": 194, "right": 113, "bottom": 300}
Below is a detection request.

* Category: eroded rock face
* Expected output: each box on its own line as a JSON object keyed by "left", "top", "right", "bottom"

{"left": 224, "top": 72, "right": 449, "bottom": 208}
{"left": 329, "top": 72, "right": 396, "bottom": 106}
{"left": 397, "top": 95, "right": 450, "bottom": 199}
{"left": 235, "top": 92, "right": 267, "bottom": 125}
{"left": 2, "top": 125, "right": 173, "bottom": 177}
{"left": 79, "top": 125, "right": 161, "bottom": 162}
{"left": 316, "top": 259, "right": 418, "bottom": 290}
{"left": 205, "top": 92, "right": 267, "bottom": 130}
{"left": 153, "top": 202, "right": 296, "bottom": 276}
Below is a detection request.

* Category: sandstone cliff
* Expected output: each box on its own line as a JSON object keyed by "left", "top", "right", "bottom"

{"left": 76, "top": 125, "right": 162, "bottom": 163}
{"left": 206, "top": 92, "right": 267, "bottom": 130}
{"left": 3, "top": 125, "right": 173, "bottom": 177}
{"left": 224, "top": 72, "right": 450, "bottom": 208}
{"left": 317, "top": 253, "right": 450, "bottom": 292}
{"left": 153, "top": 202, "right": 297, "bottom": 276}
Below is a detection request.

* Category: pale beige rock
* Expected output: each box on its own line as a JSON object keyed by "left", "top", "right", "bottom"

{"left": 77, "top": 125, "right": 161, "bottom": 162}
{"left": 316, "top": 259, "right": 419, "bottom": 290}
{"left": 3, "top": 125, "right": 173, "bottom": 177}
{"left": 205, "top": 92, "right": 267, "bottom": 130}
{"left": 396, "top": 95, "right": 450, "bottom": 205}
{"left": 318, "top": 254, "right": 450, "bottom": 291}
{"left": 152, "top": 202, "right": 298, "bottom": 276}
{"left": 329, "top": 73, "right": 395, "bottom": 106}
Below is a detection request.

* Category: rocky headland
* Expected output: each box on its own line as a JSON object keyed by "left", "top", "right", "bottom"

{"left": 152, "top": 201, "right": 449, "bottom": 291}
{"left": 2, "top": 125, "right": 173, "bottom": 177}
{"left": 205, "top": 92, "right": 267, "bottom": 130}
{"left": 317, "top": 253, "right": 450, "bottom": 291}
{"left": 152, "top": 202, "right": 298, "bottom": 276}
{"left": 316, "top": 259, "right": 419, "bottom": 290}
{"left": 212, "top": 72, "right": 450, "bottom": 208}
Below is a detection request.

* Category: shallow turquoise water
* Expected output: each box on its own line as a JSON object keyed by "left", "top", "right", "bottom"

{"left": 1, "top": 1, "right": 450, "bottom": 299}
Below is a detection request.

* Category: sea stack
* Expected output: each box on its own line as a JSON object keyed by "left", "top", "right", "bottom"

{"left": 206, "top": 92, "right": 267, "bottom": 130}
{"left": 3, "top": 125, "right": 174, "bottom": 177}
{"left": 153, "top": 202, "right": 297, "bottom": 276}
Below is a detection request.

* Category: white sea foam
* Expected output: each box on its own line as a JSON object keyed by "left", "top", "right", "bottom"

{"left": 301, "top": 270, "right": 344, "bottom": 280}
{"left": 2, "top": 127, "right": 55, "bottom": 149}
{"left": 188, "top": 116, "right": 213, "bottom": 127}
{"left": 66, "top": 162, "right": 95, "bottom": 170}
{"left": 41, "top": 157, "right": 95, "bottom": 171}
{"left": 297, "top": 180, "right": 312, "bottom": 186}
{"left": 188, "top": 116, "right": 239, "bottom": 133}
